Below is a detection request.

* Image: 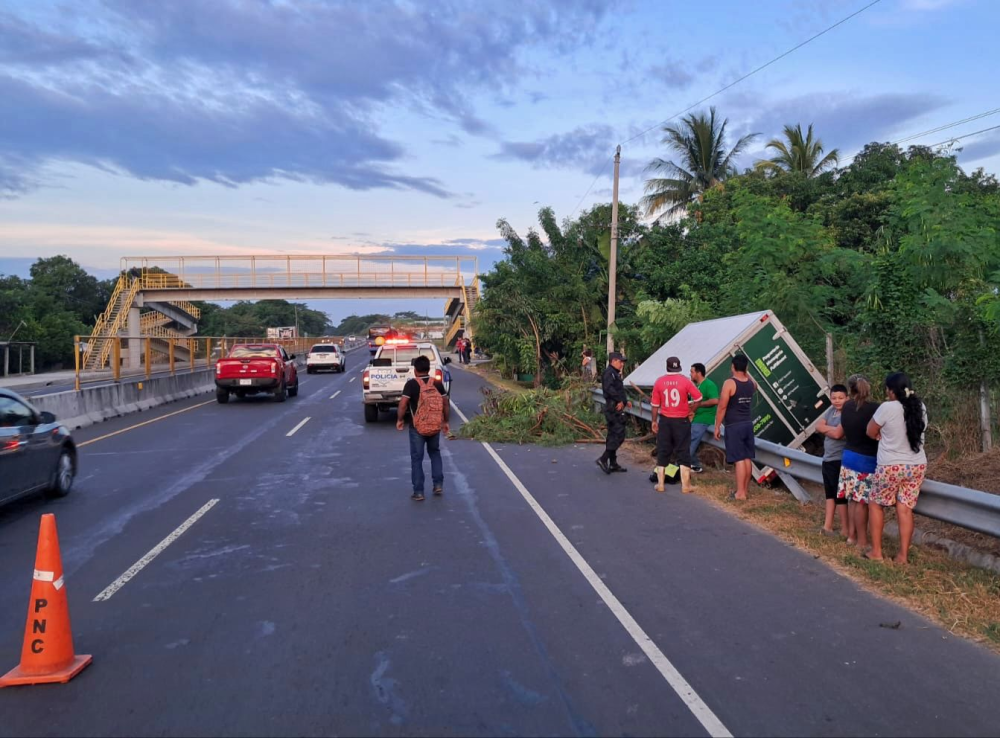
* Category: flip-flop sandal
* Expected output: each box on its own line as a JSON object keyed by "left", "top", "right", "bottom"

{"left": 728, "top": 490, "right": 737, "bottom": 500}
{"left": 861, "top": 551, "right": 883, "bottom": 562}
{"left": 820, "top": 528, "right": 839, "bottom": 538}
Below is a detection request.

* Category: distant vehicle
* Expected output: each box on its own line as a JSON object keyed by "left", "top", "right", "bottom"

{"left": 348, "top": 335, "right": 356, "bottom": 342}
{"left": 0, "top": 388, "right": 76, "bottom": 506}
{"left": 362, "top": 342, "right": 451, "bottom": 423}
{"left": 306, "top": 343, "right": 345, "bottom": 374}
{"left": 367, "top": 325, "right": 400, "bottom": 356}
{"left": 215, "top": 343, "right": 299, "bottom": 403}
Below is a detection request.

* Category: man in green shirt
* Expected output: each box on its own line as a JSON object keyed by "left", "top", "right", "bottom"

{"left": 688, "top": 363, "right": 719, "bottom": 473}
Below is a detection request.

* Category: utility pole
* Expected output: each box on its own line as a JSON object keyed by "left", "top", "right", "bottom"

{"left": 606, "top": 145, "right": 621, "bottom": 359}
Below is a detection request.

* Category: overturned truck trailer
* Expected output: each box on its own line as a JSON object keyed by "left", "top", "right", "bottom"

{"left": 624, "top": 310, "right": 831, "bottom": 482}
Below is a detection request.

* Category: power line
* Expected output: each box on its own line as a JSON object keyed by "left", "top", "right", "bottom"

{"left": 893, "top": 106, "right": 1000, "bottom": 145}
{"left": 567, "top": 154, "right": 615, "bottom": 221}
{"left": 842, "top": 112, "right": 1000, "bottom": 164}
{"left": 563, "top": 0, "right": 882, "bottom": 219}
{"left": 925, "top": 123, "right": 1000, "bottom": 150}
{"left": 619, "top": 0, "right": 883, "bottom": 148}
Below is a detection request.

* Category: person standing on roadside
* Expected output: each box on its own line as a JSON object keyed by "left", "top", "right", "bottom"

{"left": 651, "top": 357, "right": 703, "bottom": 494}
{"left": 581, "top": 347, "right": 597, "bottom": 381}
{"left": 824, "top": 374, "right": 879, "bottom": 550}
{"left": 397, "top": 355, "right": 450, "bottom": 502}
{"left": 866, "top": 372, "right": 928, "bottom": 564}
{"left": 455, "top": 337, "right": 466, "bottom": 364}
{"left": 714, "top": 355, "right": 756, "bottom": 500}
{"left": 687, "top": 363, "right": 718, "bottom": 474}
{"left": 597, "top": 351, "right": 631, "bottom": 474}
{"left": 816, "top": 384, "right": 849, "bottom": 538}
{"left": 463, "top": 338, "right": 473, "bottom": 365}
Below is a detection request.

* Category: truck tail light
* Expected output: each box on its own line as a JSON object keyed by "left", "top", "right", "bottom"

{"left": 271, "top": 362, "right": 278, "bottom": 375}
{"left": 363, "top": 370, "right": 370, "bottom": 388}
{"left": 434, "top": 369, "right": 443, "bottom": 383}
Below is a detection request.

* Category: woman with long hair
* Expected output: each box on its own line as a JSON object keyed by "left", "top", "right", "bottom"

{"left": 866, "top": 372, "right": 928, "bottom": 564}
{"left": 825, "top": 374, "right": 879, "bottom": 549}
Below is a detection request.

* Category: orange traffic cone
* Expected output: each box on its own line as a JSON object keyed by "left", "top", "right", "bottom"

{"left": 0, "top": 514, "right": 92, "bottom": 687}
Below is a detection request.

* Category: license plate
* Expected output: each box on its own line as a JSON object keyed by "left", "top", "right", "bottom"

{"left": 239, "top": 379, "right": 252, "bottom": 386}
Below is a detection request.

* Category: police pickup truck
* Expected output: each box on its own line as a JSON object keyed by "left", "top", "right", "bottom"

{"left": 362, "top": 342, "right": 451, "bottom": 423}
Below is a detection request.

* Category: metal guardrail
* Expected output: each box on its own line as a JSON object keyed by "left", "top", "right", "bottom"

{"left": 591, "top": 388, "right": 1000, "bottom": 538}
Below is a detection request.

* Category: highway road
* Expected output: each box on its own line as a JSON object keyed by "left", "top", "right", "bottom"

{"left": 1, "top": 363, "right": 998, "bottom": 736}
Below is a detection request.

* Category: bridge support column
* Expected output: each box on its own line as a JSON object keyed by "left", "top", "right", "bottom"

{"left": 126, "top": 307, "right": 142, "bottom": 370}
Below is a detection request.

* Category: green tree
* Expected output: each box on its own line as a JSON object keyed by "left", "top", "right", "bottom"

{"left": 757, "top": 123, "right": 839, "bottom": 177}
{"left": 641, "top": 107, "right": 758, "bottom": 219}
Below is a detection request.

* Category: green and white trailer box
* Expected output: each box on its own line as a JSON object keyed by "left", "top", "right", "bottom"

{"left": 623, "top": 310, "right": 831, "bottom": 468}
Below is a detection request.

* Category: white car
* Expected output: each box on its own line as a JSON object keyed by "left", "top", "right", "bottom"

{"left": 362, "top": 342, "right": 452, "bottom": 423}
{"left": 306, "top": 343, "right": 345, "bottom": 373}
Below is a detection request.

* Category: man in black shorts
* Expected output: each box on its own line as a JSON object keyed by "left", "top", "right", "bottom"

{"left": 715, "top": 355, "right": 756, "bottom": 500}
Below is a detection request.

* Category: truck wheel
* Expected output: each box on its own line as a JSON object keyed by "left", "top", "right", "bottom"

{"left": 288, "top": 378, "right": 299, "bottom": 398}
{"left": 364, "top": 404, "right": 378, "bottom": 423}
{"left": 273, "top": 380, "right": 287, "bottom": 403}
{"left": 307, "top": 367, "right": 314, "bottom": 374}
{"left": 216, "top": 388, "right": 230, "bottom": 404}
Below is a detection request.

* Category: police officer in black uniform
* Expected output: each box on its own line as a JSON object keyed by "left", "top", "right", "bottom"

{"left": 598, "top": 351, "right": 631, "bottom": 474}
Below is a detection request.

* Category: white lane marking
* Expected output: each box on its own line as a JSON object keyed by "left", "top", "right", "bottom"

{"left": 448, "top": 401, "right": 732, "bottom": 738}
{"left": 330, "top": 390, "right": 342, "bottom": 400}
{"left": 349, "top": 376, "right": 356, "bottom": 383}
{"left": 93, "top": 499, "right": 219, "bottom": 602}
{"left": 286, "top": 417, "right": 311, "bottom": 437}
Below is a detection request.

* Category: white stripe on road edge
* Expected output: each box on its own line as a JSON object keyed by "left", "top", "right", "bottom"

{"left": 330, "top": 390, "right": 341, "bottom": 400}
{"left": 286, "top": 417, "right": 311, "bottom": 437}
{"left": 94, "top": 499, "right": 219, "bottom": 602}
{"left": 349, "top": 376, "right": 356, "bottom": 383}
{"left": 448, "top": 401, "right": 732, "bottom": 738}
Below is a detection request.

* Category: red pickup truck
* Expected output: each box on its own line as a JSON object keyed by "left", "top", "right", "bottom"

{"left": 215, "top": 344, "right": 299, "bottom": 404}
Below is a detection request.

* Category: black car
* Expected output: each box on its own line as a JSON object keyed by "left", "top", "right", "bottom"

{"left": 0, "top": 388, "right": 77, "bottom": 506}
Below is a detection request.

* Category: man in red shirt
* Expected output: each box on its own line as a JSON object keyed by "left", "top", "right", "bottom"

{"left": 651, "top": 356, "right": 703, "bottom": 494}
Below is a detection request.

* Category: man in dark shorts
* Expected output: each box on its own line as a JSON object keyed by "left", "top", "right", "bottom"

{"left": 597, "top": 351, "right": 631, "bottom": 474}
{"left": 650, "top": 356, "right": 703, "bottom": 494}
{"left": 714, "top": 355, "right": 756, "bottom": 500}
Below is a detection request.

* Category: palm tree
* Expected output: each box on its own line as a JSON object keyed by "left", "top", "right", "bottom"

{"left": 757, "top": 123, "right": 839, "bottom": 177}
{"left": 641, "top": 107, "right": 758, "bottom": 219}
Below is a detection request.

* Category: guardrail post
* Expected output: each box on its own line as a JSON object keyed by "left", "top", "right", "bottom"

{"left": 190, "top": 336, "right": 196, "bottom": 372}
{"left": 74, "top": 336, "right": 81, "bottom": 392}
{"left": 145, "top": 338, "right": 152, "bottom": 379}
{"left": 169, "top": 338, "right": 176, "bottom": 374}
{"left": 113, "top": 340, "right": 121, "bottom": 382}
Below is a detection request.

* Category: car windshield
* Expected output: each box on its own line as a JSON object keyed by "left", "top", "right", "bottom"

{"left": 230, "top": 346, "right": 277, "bottom": 359}
{"left": 386, "top": 347, "right": 435, "bottom": 364}
{"left": 311, "top": 345, "right": 338, "bottom": 353}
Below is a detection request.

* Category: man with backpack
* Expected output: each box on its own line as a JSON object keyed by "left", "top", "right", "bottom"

{"left": 397, "top": 355, "right": 450, "bottom": 501}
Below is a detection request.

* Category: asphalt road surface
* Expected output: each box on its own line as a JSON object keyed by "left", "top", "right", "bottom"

{"left": 1, "top": 363, "right": 998, "bottom": 736}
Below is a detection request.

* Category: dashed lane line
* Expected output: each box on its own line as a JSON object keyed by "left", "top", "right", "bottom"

{"left": 93, "top": 499, "right": 219, "bottom": 602}
{"left": 330, "top": 390, "right": 342, "bottom": 400}
{"left": 78, "top": 400, "right": 215, "bottom": 448}
{"left": 349, "top": 376, "right": 356, "bottom": 383}
{"left": 286, "top": 417, "right": 311, "bottom": 437}
{"left": 448, "top": 401, "right": 733, "bottom": 738}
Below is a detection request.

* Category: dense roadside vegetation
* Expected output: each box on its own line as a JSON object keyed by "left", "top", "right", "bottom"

{"left": 474, "top": 118, "right": 1000, "bottom": 456}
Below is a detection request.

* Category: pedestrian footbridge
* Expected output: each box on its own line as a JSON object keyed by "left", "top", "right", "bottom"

{"left": 82, "top": 255, "right": 480, "bottom": 371}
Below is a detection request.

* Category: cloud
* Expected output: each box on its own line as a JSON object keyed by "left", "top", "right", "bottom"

{"left": 0, "top": 0, "right": 616, "bottom": 197}
{"left": 955, "top": 131, "right": 1000, "bottom": 165}
{"left": 729, "top": 90, "right": 951, "bottom": 163}
{"left": 494, "top": 124, "right": 616, "bottom": 175}
{"left": 646, "top": 56, "right": 717, "bottom": 91}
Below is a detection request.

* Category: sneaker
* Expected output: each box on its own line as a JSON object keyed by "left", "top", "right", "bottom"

{"left": 609, "top": 464, "right": 628, "bottom": 473}
{"left": 433, "top": 486, "right": 443, "bottom": 496}
{"left": 691, "top": 465, "right": 704, "bottom": 474}
{"left": 595, "top": 458, "right": 611, "bottom": 475}
{"left": 411, "top": 492, "right": 425, "bottom": 502}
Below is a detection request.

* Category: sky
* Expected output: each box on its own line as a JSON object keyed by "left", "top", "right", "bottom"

{"left": 1, "top": 0, "right": 999, "bottom": 325}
